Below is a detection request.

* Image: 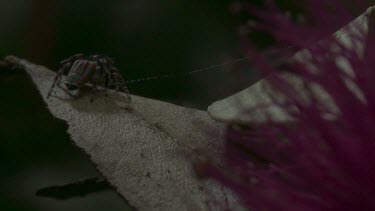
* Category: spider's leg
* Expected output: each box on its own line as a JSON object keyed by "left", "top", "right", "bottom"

{"left": 52, "top": 75, "right": 64, "bottom": 96}
{"left": 102, "top": 69, "right": 110, "bottom": 97}
{"left": 89, "top": 68, "right": 103, "bottom": 102}
{"left": 90, "top": 85, "right": 100, "bottom": 102}
{"left": 60, "top": 54, "right": 84, "bottom": 65}
{"left": 98, "top": 64, "right": 109, "bottom": 90}
{"left": 49, "top": 55, "right": 87, "bottom": 99}
{"left": 89, "top": 84, "right": 98, "bottom": 102}
{"left": 46, "top": 74, "right": 60, "bottom": 99}
{"left": 57, "top": 83, "right": 75, "bottom": 98}
{"left": 47, "top": 63, "right": 71, "bottom": 99}
{"left": 100, "top": 63, "right": 113, "bottom": 96}
{"left": 108, "top": 65, "right": 131, "bottom": 101}
{"left": 106, "top": 57, "right": 115, "bottom": 64}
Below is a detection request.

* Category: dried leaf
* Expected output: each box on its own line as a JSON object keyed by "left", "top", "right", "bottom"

{"left": 5, "top": 56, "right": 243, "bottom": 211}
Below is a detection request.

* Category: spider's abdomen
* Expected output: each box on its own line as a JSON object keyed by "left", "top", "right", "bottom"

{"left": 67, "top": 59, "right": 98, "bottom": 86}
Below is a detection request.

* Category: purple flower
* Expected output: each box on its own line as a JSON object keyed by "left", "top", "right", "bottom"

{"left": 199, "top": 1, "right": 375, "bottom": 210}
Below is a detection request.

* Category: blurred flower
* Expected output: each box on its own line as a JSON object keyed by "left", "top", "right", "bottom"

{"left": 199, "top": 1, "right": 375, "bottom": 210}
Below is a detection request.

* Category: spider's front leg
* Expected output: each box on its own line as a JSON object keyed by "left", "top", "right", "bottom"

{"left": 47, "top": 62, "right": 72, "bottom": 99}
{"left": 47, "top": 54, "right": 84, "bottom": 99}
{"left": 88, "top": 65, "right": 106, "bottom": 102}
{"left": 59, "top": 54, "right": 84, "bottom": 65}
{"left": 89, "top": 83, "right": 99, "bottom": 103}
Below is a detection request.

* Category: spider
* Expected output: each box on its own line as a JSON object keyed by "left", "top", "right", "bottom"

{"left": 47, "top": 54, "right": 131, "bottom": 102}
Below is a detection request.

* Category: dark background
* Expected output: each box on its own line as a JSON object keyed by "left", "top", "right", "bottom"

{"left": 0, "top": 0, "right": 370, "bottom": 210}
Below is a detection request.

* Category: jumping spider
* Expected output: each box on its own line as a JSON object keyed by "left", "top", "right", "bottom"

{"left": 47, "top": 54, "right": 131, "bottom": 102}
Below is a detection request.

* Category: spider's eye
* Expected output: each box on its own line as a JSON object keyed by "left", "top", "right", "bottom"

{"left": 66, "top": 83, "right": 78, "bottom": 90}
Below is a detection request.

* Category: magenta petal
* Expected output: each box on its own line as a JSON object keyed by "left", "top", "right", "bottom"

{"left": 203, "top": 2, "right": 375, "bottom": 211}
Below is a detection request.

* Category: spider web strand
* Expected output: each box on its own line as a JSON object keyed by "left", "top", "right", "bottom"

{"left": 125, "top": 56, "right": 251, "bottom": 84}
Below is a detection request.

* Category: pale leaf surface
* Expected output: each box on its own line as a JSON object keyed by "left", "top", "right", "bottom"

{"left": 5, "top": 56, "right": 243, "bottom": 211}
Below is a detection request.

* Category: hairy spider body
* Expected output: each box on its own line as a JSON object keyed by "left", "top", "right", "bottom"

{"left": 47, "top": 54, "right": 131, "bottom": 102}
{"left": 66, "top": 59, "right": 98, "bottom": 88}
